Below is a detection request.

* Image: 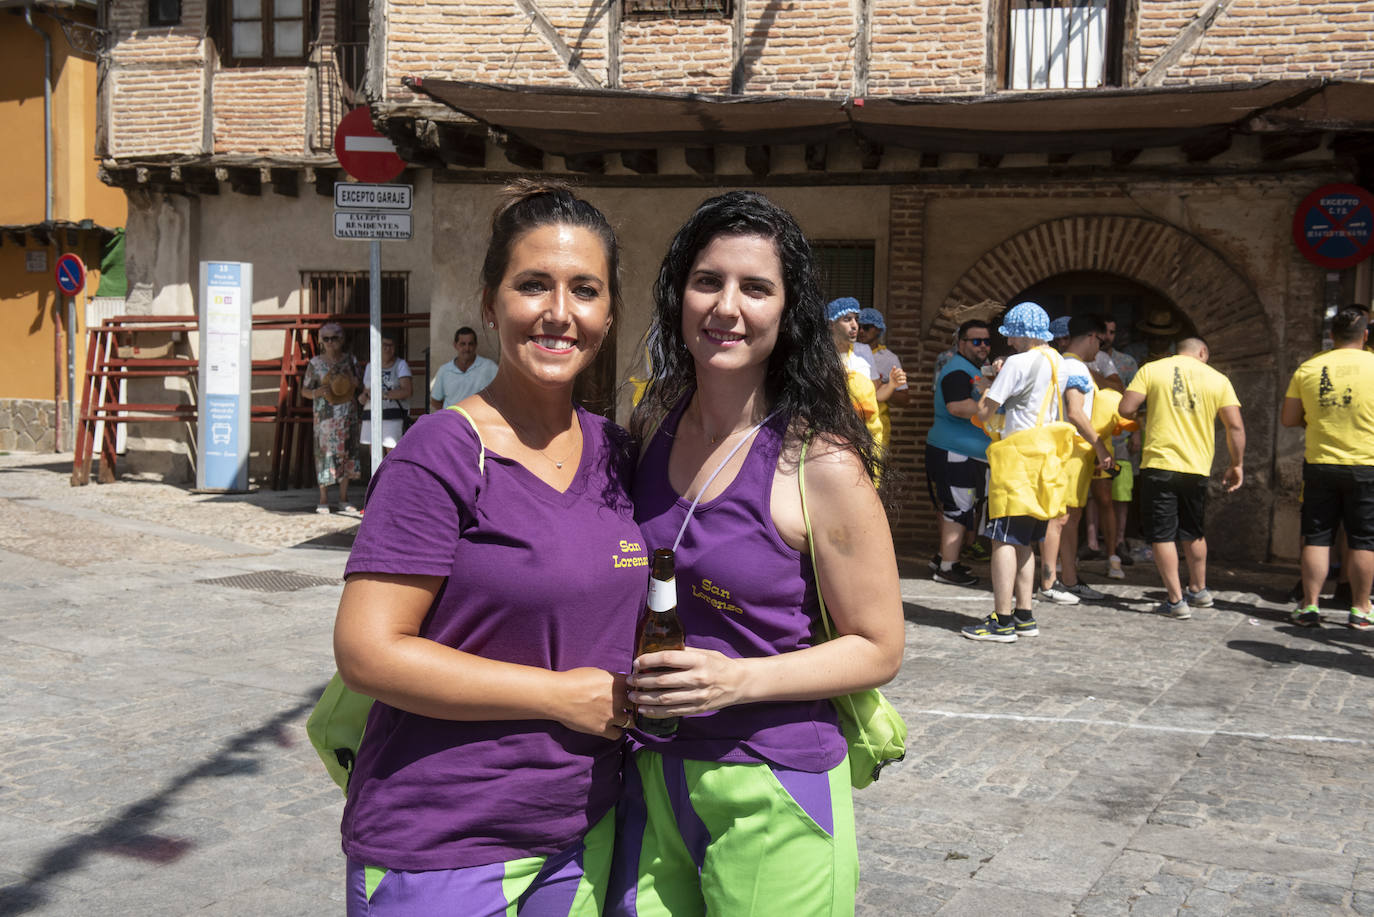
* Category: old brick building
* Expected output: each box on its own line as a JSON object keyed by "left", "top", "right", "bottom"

{"left": 98, "top": 0, "right": 1374, "bottom": 560}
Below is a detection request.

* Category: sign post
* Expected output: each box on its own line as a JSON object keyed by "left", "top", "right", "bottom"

{"left": 55, "top": 253, "right": 86, "bottom": 449}
{"left": 333, "top": 107, "right": 410, "bottom": 476}
{"left": 196, "top": 261, "right": 253, "bottom": 492}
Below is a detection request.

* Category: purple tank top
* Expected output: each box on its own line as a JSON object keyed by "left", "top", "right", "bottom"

{"left": 632, "top": 398, "right": 846, "bottom": 772}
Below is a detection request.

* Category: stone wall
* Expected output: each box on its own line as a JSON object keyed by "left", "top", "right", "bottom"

{"left": 0, "top": 400, "right": 72, "bottom": 453}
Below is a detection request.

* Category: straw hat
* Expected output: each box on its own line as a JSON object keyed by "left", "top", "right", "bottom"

{"left": 1137, "top": 308, "right": 1182, "bottom": 336}
{"left": 323, "top": 372, "right": 356, "bottom": 405}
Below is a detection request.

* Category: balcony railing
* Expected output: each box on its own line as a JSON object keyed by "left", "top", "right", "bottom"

{"left": 311, "top": 42, "right": 368, "bottom": 151}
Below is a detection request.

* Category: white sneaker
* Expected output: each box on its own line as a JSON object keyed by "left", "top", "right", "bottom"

{"left": 1107, "top": 555, "right": 1125, "bottom": 579}
{"left": 1038, "top": 581, "right": 1081, "bottom": 605}
{"left": 314, "top": 504, "right": 331, "bottom": 515}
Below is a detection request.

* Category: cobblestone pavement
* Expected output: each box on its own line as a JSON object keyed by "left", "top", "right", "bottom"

{"left": 3, "top": 451, "right": 1373, "bottom": 915}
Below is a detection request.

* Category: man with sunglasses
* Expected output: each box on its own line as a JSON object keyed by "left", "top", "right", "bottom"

{"left": 926, "top": 319, "right": 994, "bottom": 587}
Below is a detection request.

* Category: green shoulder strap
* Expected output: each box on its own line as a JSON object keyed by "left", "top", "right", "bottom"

{"left": 798, "top": 434, "right": 839, "bottom": 643}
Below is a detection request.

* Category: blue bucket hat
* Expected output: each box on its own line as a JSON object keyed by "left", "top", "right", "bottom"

{"left": 1048, "top": 316, "right": 1071, "bottom": 339}
{"left": 858, "top": 308, "right": 886, "bottom": 331}
{"left": 998, "top": 302, "right": 1053, "bottom": 342}
{"left": 826, "top": 297, "right": 861, "bottom": 323}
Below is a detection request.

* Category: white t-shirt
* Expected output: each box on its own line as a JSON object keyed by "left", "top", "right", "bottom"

{"left": 868, "top": 345, "right": 908, "bottom": 390}
{"left": 850, "top": 343, "right": 880, "bottom": 380}
{"left": 362, "top": 358, "right": 412, "bottom": 413}
{"left": 1090, "top": 350, "right": 1119, "bottom": 379}
{"left": 986, "top": 347, "right": 1091, "bottom": 437}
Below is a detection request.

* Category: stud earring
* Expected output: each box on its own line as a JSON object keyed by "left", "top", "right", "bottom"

{"left": 488, "top": 322, "right": 494, "bottom": 329}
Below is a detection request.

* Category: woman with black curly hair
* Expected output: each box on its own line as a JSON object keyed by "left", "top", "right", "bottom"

{"left": 609, "top": 191, "right": 905, "bottom": 916}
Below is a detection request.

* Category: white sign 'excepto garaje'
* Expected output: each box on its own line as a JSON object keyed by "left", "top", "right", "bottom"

{"left": 334, "top": 183, "right": 413, "bottom": 211}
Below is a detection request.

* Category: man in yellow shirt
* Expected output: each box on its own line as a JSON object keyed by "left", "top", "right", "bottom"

{"left": 1280, "top": 306, "right": 1374, "bottom": 628}
{"left": 1118, "top": 338, "right": 1245, "bottom": 620}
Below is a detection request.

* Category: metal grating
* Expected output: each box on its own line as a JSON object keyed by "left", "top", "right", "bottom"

{"left": 196, "top": 569, "right": 340, "bottom": 593}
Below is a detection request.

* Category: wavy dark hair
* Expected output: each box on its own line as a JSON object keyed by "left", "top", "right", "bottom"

{"left": 479, "top": 179, "right": 623, "bottom": 327}
{"left": 631, "top": 191, "right": 880, "bottom": 481}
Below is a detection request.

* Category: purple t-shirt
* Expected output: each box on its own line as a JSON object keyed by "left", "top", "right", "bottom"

{"left": 631, "top": 401, "right": 846, "bottom": 773}
{"left": 340, "top": 407, "right": 646, "bottom": 871}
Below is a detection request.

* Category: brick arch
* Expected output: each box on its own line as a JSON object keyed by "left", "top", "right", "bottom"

{"left": 927, "top": 214, "right": 1268, "bottom": 369}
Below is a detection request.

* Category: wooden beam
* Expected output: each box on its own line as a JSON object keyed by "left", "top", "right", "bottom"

{"left": 620, "top": 149, "right": 657, "bottom": 174}
{"left": 512, "top": 0, "right": 603, "bottom": 89}
{"left": 1139, "top": 0, "right": 1239, "bottom": 86}
{"left": 1111, "top": 147, "right": 1141, "bottom": 167}
{"left": 437, "top": 123, "right": 485, "bottom": 168}
{"left": 228, "top": 167, "right": 261, "bottom": 195}
{"left": 858, "top": 139, "right": 883, "bottom": 170}
{"left": 270, "top": 168, "right": 299, "bottom": 197}
{"left": 920, "top": 151, "right": 940, "bottom": 169}
{"left": 1259, "top": 131, "right": 1323, "bottom": 161}
{"left": 745, "top": 145, "right": 771, "bottom": 179}
{"left": 503, "top": 137, "right": 545, "bottom": 171}
{"left": 564, "top": 152, "right": 605, "bottom": 174}
{"left": 805, "top": 143, "right": 827, "bottom": 171}
{"left": 685, "top": 147, "right": 715, "bottom": 175}
{"left": 977, "top": 152, "right": 1003, "bottom": 169}
{"left": 313, "top": 167, "right": 338, "bottom": 196}
{"left": 1048, "top": 152, "right": 1074, "bottom": 165}
{"left": 392, "top": 119, "right": 446, "bottom": 169}
{"left": 1181, "top": 130, "right": 1231, "bottom": 163}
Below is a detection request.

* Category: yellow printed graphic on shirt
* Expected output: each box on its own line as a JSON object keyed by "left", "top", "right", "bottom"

{"left": 613, "top": 538, "right": 649, "bottom": 569}
{"left": 1285, "top": 348, "right": 1374, "bottom": 466}
{"left": 1127, "top": 354, "right": 1240, "bottom": 476}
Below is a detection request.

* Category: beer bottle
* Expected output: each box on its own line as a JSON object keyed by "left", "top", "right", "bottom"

{"left": 635, "top": 548, "right": 684, "bottom": 737}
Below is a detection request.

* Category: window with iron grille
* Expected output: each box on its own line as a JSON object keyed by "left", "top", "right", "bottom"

{"left": 302, "top": 270, "right": 410, "bottom": 357}
{"left": 1003, "top": 0, "right": 1126, "bottom": 90}
{"left": 812, "top": 241, "right": 876, "bottom": 311}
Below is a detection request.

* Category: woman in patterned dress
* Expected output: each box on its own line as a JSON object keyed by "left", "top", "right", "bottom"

{"left": 301, "top": 321, "right": 362, "bottom": 514}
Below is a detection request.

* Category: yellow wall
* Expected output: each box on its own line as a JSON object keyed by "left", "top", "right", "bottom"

{"left": 1, "top": 7, "right": 126, "bottom": 403}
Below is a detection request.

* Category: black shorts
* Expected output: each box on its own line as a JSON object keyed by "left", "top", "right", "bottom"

{"left": 924, "top": 444, "right": 989, "bottom": 530}
{"left": 1138, "top": 467, "right": 1209, "bottom": 543}
{"left": 1301, "top": 463, "right": 1374, "bottom": 551}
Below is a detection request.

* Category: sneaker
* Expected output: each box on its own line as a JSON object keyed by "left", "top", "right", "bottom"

{"left": 962, "top": 541, "right": 991, "bottom": 562}
{"left": 1038, "top": 581, "right": 1081, "bottom": 605}
{"left": 1107, "top": 556, "right": 1125, "bottom": 579}
{"left": 1114, "top": 544, "right": 1134, "bottom": 567}
{"left": 927, "top": 553, "right": 940, "bottom": 574}
{"left": 961, "top": 614, "right": 1017, "bottom": 643}
{"left": 933, "top": 563, "right": 980, "bottom": 587}
{"left": 1065, "top": 582, "right": 1107, "bottom": 602}
{"left": 1012, "top": 613, "right": 1039, "bottom": 637}
{"left": 1349, "top": 608, "right": 1374, "bottom": 630}
{"left": 1291, "top": 605, "right": 1322, "bottom": 628}
{"left": 338, "top": 503, "right": 361, "bottom": 516}
{"left": 315, "top": 504, "right": 331, "bottom": 515}
{"left": 1155, "top": 598, "right": 1191, "bottom": 619}
{"left": 1184, "top": 587, "right": 1214, "bottom": 608}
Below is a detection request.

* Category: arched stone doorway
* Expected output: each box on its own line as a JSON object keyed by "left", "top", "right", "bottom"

{"left": 898, "top": 214, "right": 1277, "bottom": 563}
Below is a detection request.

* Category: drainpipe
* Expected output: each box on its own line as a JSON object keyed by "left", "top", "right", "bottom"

{"left": 24, "top": 7, "right": 59, "bottom": 451}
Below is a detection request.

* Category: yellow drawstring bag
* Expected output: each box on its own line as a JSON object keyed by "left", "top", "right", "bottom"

{"left": 986, "top": 351, "right": 1080, "bottom": 521}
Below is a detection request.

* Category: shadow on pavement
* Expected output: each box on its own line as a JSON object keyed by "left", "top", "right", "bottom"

{"left": 1227, "top": 628, "right": 1374, "bottom": 678}
{"left": 0, "top": 695, "right": 318, "bottom": 917}
{"left": 293, "top": 529, "right": 357, "bottom": 551}
{"left": 902, "top": 601, "right": 987, "bottom": 634}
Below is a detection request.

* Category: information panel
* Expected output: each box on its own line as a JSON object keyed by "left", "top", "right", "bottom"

{"left": 196, "top": 261, "right": 253, "bottom": 492}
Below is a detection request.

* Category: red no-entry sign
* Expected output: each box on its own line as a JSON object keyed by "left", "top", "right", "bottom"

{"left": 334, "top": 106, "right": 406, "bottom": 184}
{"left": 55, "top": 253, "right": 86, "bottom": 296}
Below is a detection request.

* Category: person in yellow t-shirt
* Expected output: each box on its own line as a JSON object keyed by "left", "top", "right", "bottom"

{"left": 1281, "top": 305, "right": 1374, "bottom": 628}
{"left": 1118, "top": 337, "right": 1245, "bottom": 620}
{"left": 827, "top": 298, "right": 902, "bottom": 454}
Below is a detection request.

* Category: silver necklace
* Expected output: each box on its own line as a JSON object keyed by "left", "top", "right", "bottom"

{"left": 484, "top": 392, "right": 577, "bottom": 469}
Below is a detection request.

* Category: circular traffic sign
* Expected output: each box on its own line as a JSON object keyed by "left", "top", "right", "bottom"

{"left": 1292, "top": 183, "right": 1374, "bottom": 270}
{"left": 54, "top": 253, "right": 86, "bottom": 296}
{"left": 334, "top": 106, "right": 406, "bottom": 184}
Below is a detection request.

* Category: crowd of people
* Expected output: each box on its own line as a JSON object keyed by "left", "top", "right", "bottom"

{"left": 924, "top": 297, "right": 1372, "bottom": 644}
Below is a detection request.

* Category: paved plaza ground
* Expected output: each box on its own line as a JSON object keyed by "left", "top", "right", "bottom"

{"left": 2, "top": 451, "right": 1373, "bottom": 916}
